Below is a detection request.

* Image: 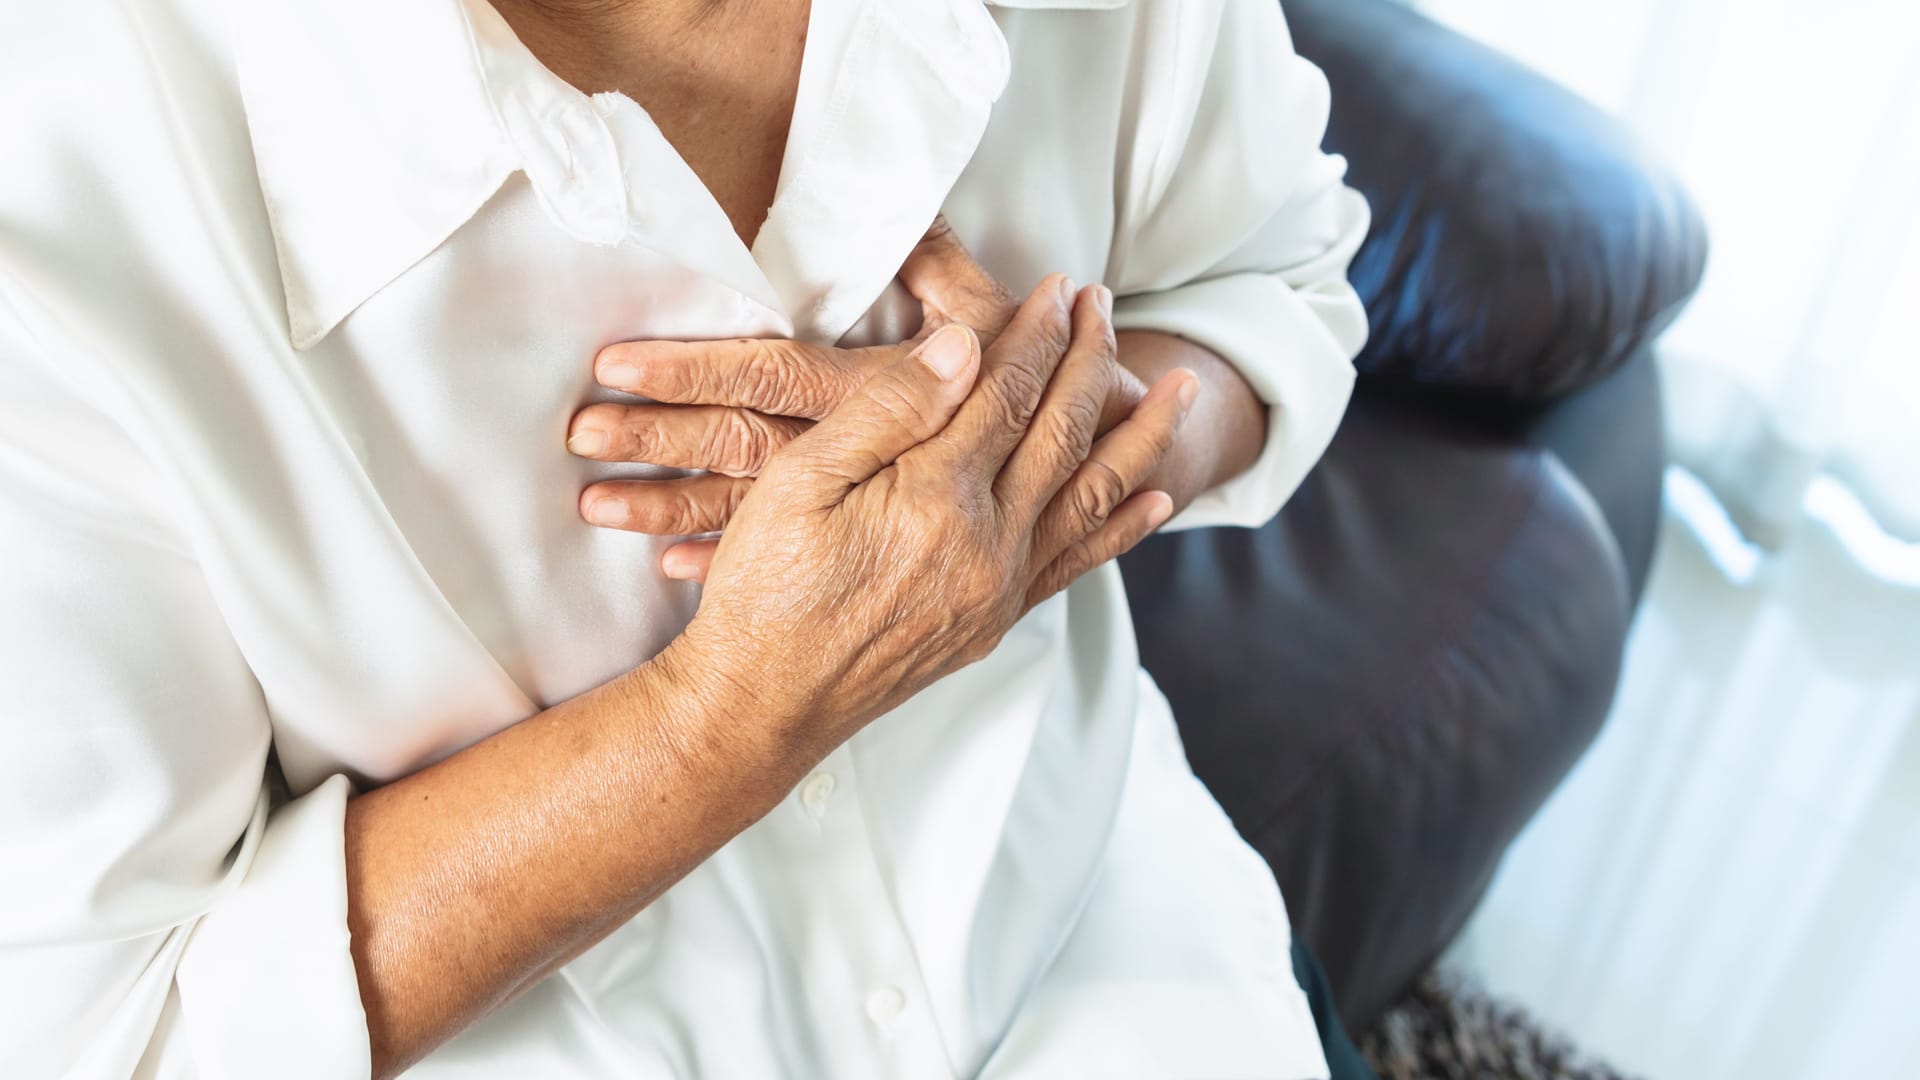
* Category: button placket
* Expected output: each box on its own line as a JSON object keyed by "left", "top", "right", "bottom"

{"left": 864, "top": 985, "right": 907, "bottom": 1029}
{"left": 775, "top": 744, "right": 956, "bottom": 1076}
{"left": 799, "top": 771, "right": 837, "bottom": 818}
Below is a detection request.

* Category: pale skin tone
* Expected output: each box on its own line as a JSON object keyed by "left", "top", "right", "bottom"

{"left": 338, "top": 2, "right": 1272, "bottom": 1077}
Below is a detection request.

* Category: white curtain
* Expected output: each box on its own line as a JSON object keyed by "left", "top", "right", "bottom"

{"left": 1412, "top": 7, "right": 1920, "bottom": 1076}
{"left": 1446, "top": 509, "right": 1920, "bottom": 1078}
{"left": 1417, "top": 0, "right": 1920, "bottom": 550}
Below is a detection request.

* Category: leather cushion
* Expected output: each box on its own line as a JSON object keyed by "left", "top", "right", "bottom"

{"left": 1121, "top": 387, "right": 1632, "bottom": 1025}
{"left": 1285, "top": 0, "right": 1708, "bottom": 398}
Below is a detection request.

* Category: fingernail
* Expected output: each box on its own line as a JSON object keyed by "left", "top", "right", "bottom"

{"left": 1059, "top": 276, "right": 1076, "bottom": 305}
{"left": 1145, "top": 491, "right": 1175, "bottom": 529}
{"left": 1175, "top": 373, "right": 1200, "bottom": 422}
{"left": 567, "top": 428, "right": 607, "bottom": 457}
{"left": 915, "top": 324, "right": 975, "bottom": 381}
{"left": 661, "top": 551, "right": 697, "bottom": 580}
{"left": 585, "top": 498, "right": 629, "bottom": 526}
{"left": 598, "top": 360, "right": 641, "bottom": 389}
{"left": 1095, "top": 284, "right": 1113, "bottom": 315}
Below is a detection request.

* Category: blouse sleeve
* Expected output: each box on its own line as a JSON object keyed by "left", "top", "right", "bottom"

{"left": 1104, "top": 0, "right": 1371, "bottom": 532}
{"left": 0, "top": 285, "right": 370, "bottom": 1079}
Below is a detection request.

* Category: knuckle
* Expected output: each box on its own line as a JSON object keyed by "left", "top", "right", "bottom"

{"left": 1035, "top": 304, "right": 1073, "bottom": 359}
{"left": 601, "top": 407, "right": 661, "bottom": 461}
{"left": 742, "top": 341, "right": 795, "bottom": 405}
{"left": 628, "top": 491, "right": 682, "bottom": 533}
{"left": 795, "top": 362, "right": 846, "bottom": 417}
{"left": 962, "top": 281, "right": 1019, "bottom": 333}
{"left": 1071, "top": 459, "right": 1128, "bottom": 526}
{"left": 1039, "top": 416, "right": 1085, "bottom": 469}
{"left": 980, "top": 386, "right": 1035, "bottom": 444}
{"left": 639, "top": 497, "right": 687, "bottom": 535}
{"left": 674, "top": 487, "right": 714, "bottom": 533}
{"left": 1053, "top": 391, "right": 1103, "bottom": 451}
{"left": 721, "top": 476, "right": 753, "bottom": 518}
{"left": 745, "top": 339, "right": 842, "bottom": 416}
{"left": 704, "top": 410, "right": 772, "bottom": 473}
{"left": 958, "top": 630, "right": 1003, "bottom": 667}
{"left": 982, "top": 361, "right": 1049, "bottom": 432}
{"left": 1024, "top": 408, "right": 1094, "bottom": 488}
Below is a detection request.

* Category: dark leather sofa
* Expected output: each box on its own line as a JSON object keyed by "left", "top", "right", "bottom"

{"left": 1118, "top": 0, "right": 1709, "bottom": 1030}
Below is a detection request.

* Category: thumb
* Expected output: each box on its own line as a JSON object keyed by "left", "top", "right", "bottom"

{"left": 773, "top": 323, "right": 982, "bottom": 496}
{"left": 898, "top": 217, "right": 1018, "bottom": 339}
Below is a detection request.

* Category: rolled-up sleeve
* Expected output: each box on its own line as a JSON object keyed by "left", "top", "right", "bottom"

{"left": 0, "top": 292, "right": 370, "bottom": 1079}
{"left": 1104, "top": 0, "right": 1371, "bottom": 531}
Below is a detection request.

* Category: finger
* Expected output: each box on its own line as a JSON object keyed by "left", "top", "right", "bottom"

{"left": 1029, "top": 366, "right": 1195, "bottom": 569}
{"left": 567, "top": 402, "right": 811, "bottom": 476}
{"left": 594, "top": 336, "right": 899, "bottom": 420}
{"left": 914, "top": 273, "right": 1076, "bottom": 476}
{"left": 1024, "top": 490, "right": 1175, "bottom": 610}
{"left": 661, "top": 537, "right": 721, "bottom": 583}
{"left": 773, "top": 322, "right": 981, "bottom": 497}
{"left": 580, "top": 473, "right": 755, "bottom": 534}
{"left": 898, "top": 217, "right": 1019, "bottom": 340}
{"left": 993, "top": 284, "right": 1116, "bottom": 517}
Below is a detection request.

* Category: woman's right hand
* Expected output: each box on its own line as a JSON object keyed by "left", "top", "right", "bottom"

{"left": 662, "top": 274, "right": 1196, "bottom": 763}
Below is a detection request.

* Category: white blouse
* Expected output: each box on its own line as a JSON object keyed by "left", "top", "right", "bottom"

{"left": 0, "top": 0, "right": 1369, "bottom": 1076}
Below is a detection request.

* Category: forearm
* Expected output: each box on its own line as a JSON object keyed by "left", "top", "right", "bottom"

{"left": 343, "top": 637, "right": 799, "bottom": 1080}
{"left": 1115, "top": 329, "right": 1267, "bottom": 514}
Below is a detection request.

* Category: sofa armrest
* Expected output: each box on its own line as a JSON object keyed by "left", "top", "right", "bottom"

{"left": 1120, "top": 384, "right": 1634, "bottom": 1025}
{"left": 1285, "top": 0, "right": 1708, "bottom": 398}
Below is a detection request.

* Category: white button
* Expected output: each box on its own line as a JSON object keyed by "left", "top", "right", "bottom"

{"left": 864, "top": 986, "right": 906, "bottom": 1026}
{"left": 799, "top": 772, "right": 837, "bottom": 812}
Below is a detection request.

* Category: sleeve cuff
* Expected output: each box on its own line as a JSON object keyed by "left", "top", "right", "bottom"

{"left": 175, "top": 774, "right": 371, "bottom": 1080}
{"left": 1112, "top": 271, "right": 1362, "bottom": 532}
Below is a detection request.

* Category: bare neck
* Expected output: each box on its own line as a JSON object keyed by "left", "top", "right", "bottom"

{"left": 487, "top": 0, "right": 764, "bottom": 95}
{"left": 482, "top": 0, "right": 809, "bottom": 249}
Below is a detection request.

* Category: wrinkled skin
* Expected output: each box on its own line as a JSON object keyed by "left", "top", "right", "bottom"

{"left": 568, "top": 221, "right": 1160, "bottom": 583}
{"left": 341, "top": 226, "right": 1196, "bottom": 1079}
{"left": 661, "top": 266, "right": 1194, "bottom": 759}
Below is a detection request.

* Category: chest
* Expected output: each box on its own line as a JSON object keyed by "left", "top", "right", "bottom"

{"left": 150, "top": 2, "right": 1129, "bottom": 786}
{"left": 499, "top": 2, "right": 813, "bottom": 248}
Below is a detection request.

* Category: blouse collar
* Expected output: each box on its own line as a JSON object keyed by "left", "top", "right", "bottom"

{"left": 234, "top": 0, "right": 1126, "bottom": 350}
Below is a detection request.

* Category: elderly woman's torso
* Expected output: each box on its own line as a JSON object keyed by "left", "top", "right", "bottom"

{"left": 0, "top": 0, "right": 1358, "bottom": 1076}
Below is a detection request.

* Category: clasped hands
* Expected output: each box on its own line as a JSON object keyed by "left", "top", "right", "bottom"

{"left": 565, "top": 222, "right": 1199, "bottom": 750}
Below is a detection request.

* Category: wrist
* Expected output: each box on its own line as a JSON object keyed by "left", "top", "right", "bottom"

{"left": 625, "top": 619, "right": 815, "bottom": 788}
{"left": 1115, "top": 329, "right": 1264, "bottom": 508}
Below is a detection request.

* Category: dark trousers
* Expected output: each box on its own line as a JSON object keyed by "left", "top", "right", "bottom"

{"left": 1291, "top": 939, "right": 1378, "bottom": 1080}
